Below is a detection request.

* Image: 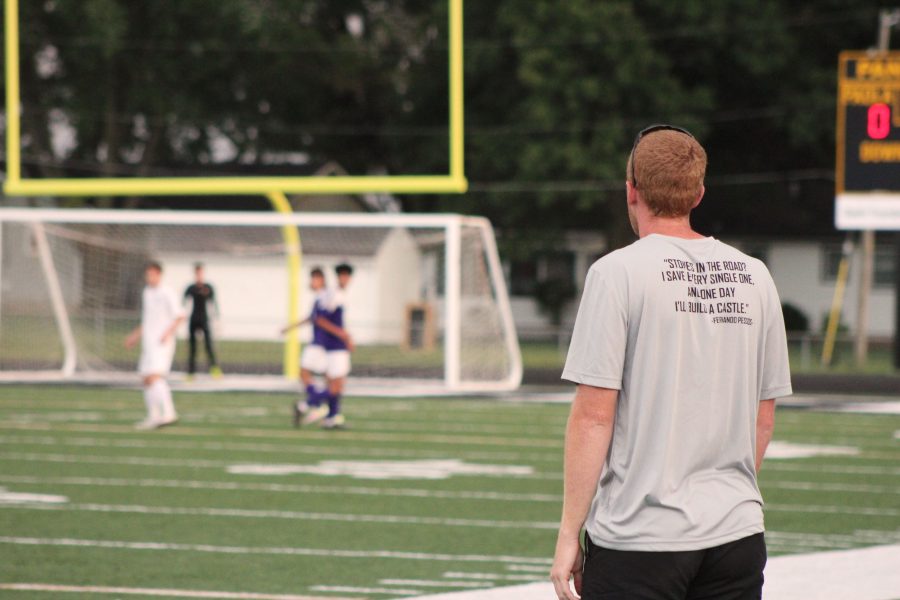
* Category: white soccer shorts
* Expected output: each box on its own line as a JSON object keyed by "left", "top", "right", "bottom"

{"left": 301, "top": 344, "right": 328, "bottom": 374}
{"left": 138, "top": 340, "right": 176, "bottom": 376}
{"left": 326, "top": 350, "right": 351, "bottom": 379}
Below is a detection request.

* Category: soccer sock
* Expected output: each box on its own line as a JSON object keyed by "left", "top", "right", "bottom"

{"left": 142, "top": 387, "right": 160, "bottom": 421}
{"left": 152, "top": 379, "right": 177, "bottom": 421}
{"left": 326, "top": 392, "right": 341, "bottom": 418}
{"left": 306, "top": 383, "right": 326, "bottom": 407}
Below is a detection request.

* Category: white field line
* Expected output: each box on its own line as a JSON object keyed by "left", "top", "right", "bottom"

{"left": 406, "top": 544, "right": 900, "bottom": 600}
{"left": 0, "top": 433, "right": 559, "bottom": 463}
{"left": 310, "top": 586, "right": 419, "bottom": 596}
{"left": 763, "top": 463, "right": 900, "bottom": 476}
{"left": 0, "top": 420, "right": 563, "bottom": 449}
{"left": 0, "top": 402, "right": 565, "bottom": 425}
{"left": 0, "top": 583, "right": 356, "bottom": 600}
{"left": 766, "top": 530, "right": 900, "bottom": 549}
{"left": 0, "top": 536, "right": 554, "bottom": 565}
{"left": 765, "top": 503, "right": 900, "bottom": 518}
{"left": 761, "top": 481, "right": 900, "bottom": 495}
{"left": 0, "top": 475, "right": 563, "bottom": 503}
{"left": 2, "top": 501, "right": 559, "bottom": 530}
{"left": 0, "top": 451, "right": 561, "bottom": 480}
{"left": 504, "top": 565, "right": 550, "bottom": 573}
{"left": 442, "top": 572, "right": 542, "bottom": 582}
{"left": 379, "top": 580, "right": 486, "bottom": 589}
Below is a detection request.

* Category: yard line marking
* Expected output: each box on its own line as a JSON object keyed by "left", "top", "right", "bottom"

{"left": 0, "top": 536, "right": 554, "bottom": 565}
{"left": 0, "top": 452, "right": 560, "bottom": 480}
{"left": 763, "top": 463, "right": 900, "bottom": 476}
{"left": 765, "top": 441, "right": 858, "bottom": 459}
{"left": 2, "top": 501, "right": 559, "bottom": 530}
{"left": 762, "top": 481, "right": 900, "bottom": 494}
{"left": 379, "top": 580, "right": 486, "bottom": 589}
{"left": 310, "top": 586, "right": 420, "bottom": 596}
{"left": 504, "top": 565, "right": 550, "bottom": 573}
{"left": 767, "top": 530, "right": 900, "bottom": 548}
{"left": 442, "top": 573, "right": 542, "bottom": 582}
{"left": 406, "top": 544, "right": 900, "bottom": 600}
{"left": 0, "top": 420, "right": 563, "bottom": 448}
{"left": 0, "top": 583, "right": 356, "bottom": 600}
{"left": 765, "top": 503, "right": 900, "bottom": 518}
{"left": 0, "top": 475, "right": 563, "bottom": 503}
{"left": 0, "top": 486, "right": 68, "bottom": 505}
{"left": 0, "top": 434, "right": 560, "bottom": 463}
{"left": 227, "top": 460, "right": 534, "bottom": 480}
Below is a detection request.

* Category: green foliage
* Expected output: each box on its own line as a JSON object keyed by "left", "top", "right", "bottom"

{"left": 4, "top": 0, "right": 890, "bottom": 242}
{"left": 782, "top": 302, "right": 810, "bottom": 332}
{"left": 533, "top": 277, "right": 577, "bottom": 325}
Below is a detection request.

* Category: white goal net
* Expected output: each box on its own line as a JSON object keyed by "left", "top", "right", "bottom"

{"left": 0, "top": 209, "right": 521, "bottom": 394}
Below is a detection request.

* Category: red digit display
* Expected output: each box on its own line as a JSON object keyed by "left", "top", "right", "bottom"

{"left": 868, "top": 103, "right": 891, "bottom": 139}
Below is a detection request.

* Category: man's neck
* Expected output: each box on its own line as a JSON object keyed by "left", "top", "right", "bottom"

{"left": 638, "top": 215, "right": 704, "bottom": 240}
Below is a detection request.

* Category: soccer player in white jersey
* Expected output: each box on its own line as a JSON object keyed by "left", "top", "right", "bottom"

{"left": 281, "top": 267, "right": 328, "bottom": 427}
{"left": 551, "top": 126, "right": 791, "bottom": 600}
{"left": 124, "top": 262, "right": 186, "bottom": 430}
{"left": 303, "top": 263, "right": 354, "bottom": 429}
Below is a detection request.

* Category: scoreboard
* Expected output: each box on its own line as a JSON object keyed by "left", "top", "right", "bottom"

{"left": 836, "top": 51, "right": 900, "bottom": 230}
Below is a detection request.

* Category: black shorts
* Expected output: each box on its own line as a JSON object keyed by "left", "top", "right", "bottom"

{"left": 581, "top": 532, "right": 766, "bottom": 600}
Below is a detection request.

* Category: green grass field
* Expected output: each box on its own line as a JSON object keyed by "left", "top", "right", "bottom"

{"left": 0, "top": 385, "right": 898, "bottom": 599}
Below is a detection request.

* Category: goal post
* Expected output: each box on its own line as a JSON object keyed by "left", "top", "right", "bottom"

{"left": 0, "top": 208, "right": 522, "bottom": 394}
{"left": 2, "top": 0, "right": 466, "bottom": 197}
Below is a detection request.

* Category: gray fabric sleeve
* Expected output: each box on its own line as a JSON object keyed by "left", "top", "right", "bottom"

{"left": 561, "top": 261, "right": 628, "bottom": 389}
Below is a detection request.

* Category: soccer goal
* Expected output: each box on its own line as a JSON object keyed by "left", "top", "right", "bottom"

{"left": 0, "top": 208, "right": 522, "bottom": 394}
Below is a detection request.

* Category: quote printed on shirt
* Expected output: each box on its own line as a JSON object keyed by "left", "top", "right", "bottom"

{"left": 660, "top": 259, "right": 755, "bottom": 325}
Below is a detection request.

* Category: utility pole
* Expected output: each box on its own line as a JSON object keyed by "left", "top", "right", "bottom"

{"left": 857, "top": 9, "right": 900, "bottom": 368}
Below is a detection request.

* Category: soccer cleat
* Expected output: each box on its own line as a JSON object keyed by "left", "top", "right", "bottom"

{"left": 320, "top": 414, "right": 346, "bottom": 429}
{"left": 292, "top": 400, "right": 309, "bottom": 428}
{"left": 210, "top": 366, "right": 223, "bottom": 378}
{"left": 156, "top": 416, "right": 179, "bottom": 429}
{"left": 302, "top": 405, "right": 329, "bottom": 426}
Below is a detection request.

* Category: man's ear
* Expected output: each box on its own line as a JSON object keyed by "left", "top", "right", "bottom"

{"left": 691, "top": 184, "right": 705, "bottom": 209}
{"left": 626, "top": 181, "right": 639, "bottom": 206}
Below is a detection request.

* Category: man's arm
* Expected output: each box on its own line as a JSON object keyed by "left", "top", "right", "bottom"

{"left": 550, "top": 384, "right": 618, "bottom": 600}
{"left": 124, "top": 325, "right": 142, "bottom": 349}
{"left": 280, "top": 315, "right": 311, "bottom": 334}
{"left": 161, "top": 315, "right": 186, "bottom": 344}
{"left": 314, "top": 315, "right": 354, "bottom": 351}
{"left": 755, "top": 399, "right": 776, "bottom": 473}
{"left": 209, "top": 285, "right": 220, "bottom": 319}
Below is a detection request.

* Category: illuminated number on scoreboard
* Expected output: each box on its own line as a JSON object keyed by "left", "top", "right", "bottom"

{"left": 867, "top": 103, "right": 891, "bottom": 139}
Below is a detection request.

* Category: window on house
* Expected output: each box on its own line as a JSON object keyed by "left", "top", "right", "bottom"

{"left": 821, "top": 245, "right": 843, "bottom": 282}
{"left": 875, "top": 248, "right": 895, "bottom": 287}
{"left": 508, "top": 259, "right": 538, "bottom": 296}
{"left": 540, "top": 251, "right": 575, "bottom": 284}
{"left": 822, "top": 244, "right": 896, "bottom": 286}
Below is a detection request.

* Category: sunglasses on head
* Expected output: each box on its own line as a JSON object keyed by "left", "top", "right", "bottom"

{"left": 629, "top": 124, "right": 694, "bottom": 188}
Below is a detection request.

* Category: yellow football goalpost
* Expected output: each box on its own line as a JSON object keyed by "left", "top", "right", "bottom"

{"left": 3, "top": 0, "right": 466, "bottom": 379}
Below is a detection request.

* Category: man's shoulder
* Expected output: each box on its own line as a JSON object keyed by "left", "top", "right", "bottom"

{"left": 587, "top": 242, "right": 643, "bottom": 275}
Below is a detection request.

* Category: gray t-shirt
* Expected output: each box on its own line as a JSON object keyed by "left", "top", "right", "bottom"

{"left": 562, "top": 234, "right": 792, "bottom": 551}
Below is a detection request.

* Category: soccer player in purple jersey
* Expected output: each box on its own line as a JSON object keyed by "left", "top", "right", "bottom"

{"left": 281, "top": 267, "right": 328, "bottom": 427}
{"left": 303, "top": 263, "right": 354, "bottom": 429}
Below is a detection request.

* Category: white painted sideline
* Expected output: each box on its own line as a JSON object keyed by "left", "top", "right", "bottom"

{"left": 0, "top": 583, "right": 356, "bottom": 600}
{"left": 406, "top": 544, "right": 900, "bottom": 600}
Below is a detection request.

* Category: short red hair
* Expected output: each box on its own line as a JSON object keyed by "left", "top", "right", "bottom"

{"left": 626, "top": 130, "right": 707, "bottom": 217}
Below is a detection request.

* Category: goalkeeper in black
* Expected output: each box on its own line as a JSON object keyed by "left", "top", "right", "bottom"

{"left": 183, "top": 262, "right": 222, "bottom": 379}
